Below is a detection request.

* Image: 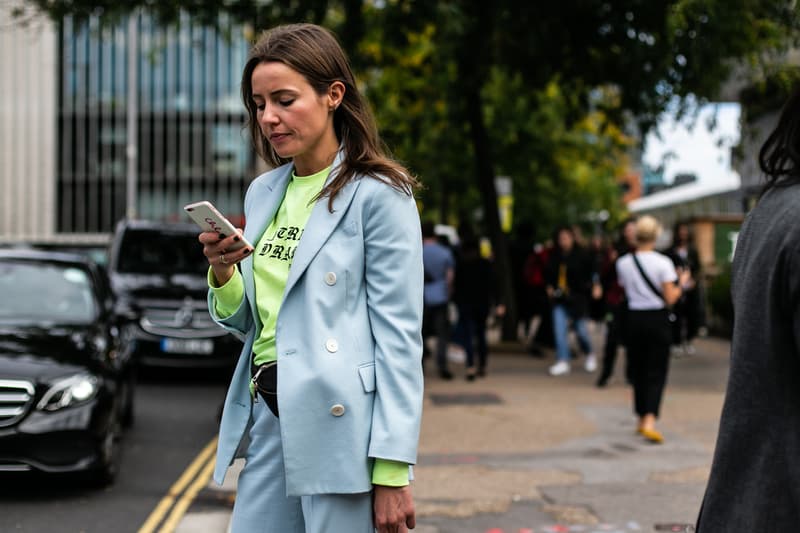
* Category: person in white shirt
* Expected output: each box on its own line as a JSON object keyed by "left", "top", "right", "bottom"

{"left": 616, "top": 216, "right": 690, "bottom": 443}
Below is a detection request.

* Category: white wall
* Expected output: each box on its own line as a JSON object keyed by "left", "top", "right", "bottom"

{"left": 0, "top": 4, "right": 56, "bottom": 242}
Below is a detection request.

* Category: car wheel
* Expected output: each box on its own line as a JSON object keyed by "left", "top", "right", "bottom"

{"left": 90, "top": 415, "right": 122, "bottom": 487}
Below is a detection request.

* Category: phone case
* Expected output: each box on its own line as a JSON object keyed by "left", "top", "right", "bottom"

{"left": 183, "top": 201, "right": 251, "bottom": 251}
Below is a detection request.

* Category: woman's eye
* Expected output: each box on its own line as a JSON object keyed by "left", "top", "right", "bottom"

{"left": 255, "top": 103, "right": 265, "bottom": 112}
{"left": 279, "top": 99, "right": 294, "bottom": 107}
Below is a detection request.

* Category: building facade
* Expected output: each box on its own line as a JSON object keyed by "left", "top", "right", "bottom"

{"left": 1, "top": 6, "right": 256, "bottom": 243}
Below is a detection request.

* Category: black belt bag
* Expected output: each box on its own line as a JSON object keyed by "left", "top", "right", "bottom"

{"left": 251, "top": 360, "right": 279, "bottom": 418}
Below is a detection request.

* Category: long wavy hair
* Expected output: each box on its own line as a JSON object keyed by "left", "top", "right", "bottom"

{"left": 241, "top": 24, "right": 419, "bottom": 210}
{"left": 760, "top": 85, "right": 800, "bottom": 196}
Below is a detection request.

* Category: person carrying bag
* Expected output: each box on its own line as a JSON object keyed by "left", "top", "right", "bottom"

{"left": 616, "top": 216, "right": 689, "bottom": 443}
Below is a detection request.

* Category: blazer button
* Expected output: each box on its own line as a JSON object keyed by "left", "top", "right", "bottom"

{"left": 330, "top": 404, "right": 346, "bottom": 417}
{"left": 325, "top": 338, "right": 339, "bottom": 353}
{"left": 324, "top": 272, "right": 337, "bottom": 286}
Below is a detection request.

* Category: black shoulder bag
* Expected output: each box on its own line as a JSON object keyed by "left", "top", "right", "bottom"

{"left": 631, "top": 253, "right": 677, "bottom": 323}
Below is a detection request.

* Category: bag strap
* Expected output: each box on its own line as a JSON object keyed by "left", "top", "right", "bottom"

{"left": 631, "top": 253, "right": 667, "bottom": 304}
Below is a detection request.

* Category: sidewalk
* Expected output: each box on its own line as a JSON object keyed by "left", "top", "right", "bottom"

{"left": 176, "top": 335, "right": 730, "bottom": 533}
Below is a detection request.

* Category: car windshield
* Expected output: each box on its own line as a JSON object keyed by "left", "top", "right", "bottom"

{"left": 116, "top": 229, "right": 207, "bottom": 275}
{"left": 0, "top": 261, "right": 96, "bottom": 324}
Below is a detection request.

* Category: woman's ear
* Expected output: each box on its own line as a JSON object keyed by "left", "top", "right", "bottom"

{"left": 328, "top": 81, "right": 345, "bottom": 110}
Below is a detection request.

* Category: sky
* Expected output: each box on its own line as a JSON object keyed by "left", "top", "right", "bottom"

{"left": 642, "top": 100, "right": 742, "bottom": 188}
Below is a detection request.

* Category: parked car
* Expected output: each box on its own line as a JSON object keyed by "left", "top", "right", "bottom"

{"left": 107, "top": 219, "right": 241, "bottom": 368}
{"left": 0, "top": 250, "right": 135, "bottom": 485}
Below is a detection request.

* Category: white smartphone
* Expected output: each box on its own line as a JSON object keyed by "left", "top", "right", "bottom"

{"left": 183, "top": 200, "right": 252, "bottom": 251}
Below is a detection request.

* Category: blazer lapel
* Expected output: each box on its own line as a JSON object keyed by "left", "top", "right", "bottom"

{"left": 241, "top": 164, "right": 292, "bottom": 319}
{"left": 283, "top": 159, "right": 361, "bottom": 299}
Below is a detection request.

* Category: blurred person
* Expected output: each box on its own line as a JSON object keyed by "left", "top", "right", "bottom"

{"left": 510, "top": 222, "right": 537, "bottom": 346}
{"left": 422, "top": 220, "right": 455, "bottom": 380}
{"left": 596, "top": 217, "right": 638, "bottom": 388}
{"left": 665, "top": 221, "right": 704, "bottom": 355}
{"left": 522, "top": 241, "right": 552, "bottom": 356}
{"left": 198, "top": 24, "right": 422, "bottom": 533}
{"left": 696, "top": 87, "right": 800, "bottom": 531}
{"left": 616, "top": 216, "right": 689, "bottom": 443}
{"left": 588, "top": 233, "right": 608, "bottom": 322}
{"left": 545, "top": 226, "right": 598, "bottom": 376}
{"left": 452, "top": 235, "right": 502, "bottom": 380}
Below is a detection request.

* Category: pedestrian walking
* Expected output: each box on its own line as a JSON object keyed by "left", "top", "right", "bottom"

{"left": 521, "top": 242, "right": 551, "bottom": 356}
{"left": 452, "top": 235, "right": 500, "bottom": 380}
{"left": 616, "top": 216, "right": 689, "bottom": 443}
{"left": 545, "top": 226, "right": 598, "bottom": 376}
{"left": 665, "top": 221, "right": 704, "bottom": 355}
{"left": 696, "top": 86, "right": 800, "bottom": 531}
{"left": 596, "top": 217, "right": 637, "bottom": 387}
{"left": 198, "top": 23, "right": 423, "bottom": 533}
{"left": 422, "top": 221, "right": 456, "bottom": 380}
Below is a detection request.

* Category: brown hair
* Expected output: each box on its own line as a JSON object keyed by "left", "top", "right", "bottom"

{"left": 241, "top": 24, "right": 419, "bottom": 210}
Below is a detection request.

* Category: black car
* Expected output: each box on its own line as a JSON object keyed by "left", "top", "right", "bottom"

{"left": 108, "top": 219, "right": 241, "bottom": 368}
{"left": 0, "top": 250, "right": 135, "bottom": 485}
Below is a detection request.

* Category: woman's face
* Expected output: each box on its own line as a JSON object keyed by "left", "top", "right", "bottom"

{"left": 250, "top": 61, "right": 342, "bottom": 172}
{"left": 677, "top": 225, "right": 690, "bottom": 243}
{"left": 623, "top": 222, "right": 637, "bottom": 247}
{"left": 558, "top": 230, "right": 574, "bottom": 251}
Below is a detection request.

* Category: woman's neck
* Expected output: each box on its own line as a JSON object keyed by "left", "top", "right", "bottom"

{"left": 637, "top": 243, "right": 656, "bottom": 252}
{"left": 292, "top": 131, "right": 339, "bottom": 177}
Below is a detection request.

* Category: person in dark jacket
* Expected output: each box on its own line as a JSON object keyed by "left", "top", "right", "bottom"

{"left": 452, "top": 235, "right": 502, "bottom": 380}
{"left": 665, "top": 221, "right": 704, "bottom": 355}
{"left": 696, "top": 86, "right": 800, "bottom": 531}
{"left": 596, "top": 217, "right": 637, "bottom": 387}
{"left": 545, "top": 226, "right": 597, "bottom": 376}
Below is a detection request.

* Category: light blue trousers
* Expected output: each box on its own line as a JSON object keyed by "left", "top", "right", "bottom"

{"left": 230, "top": 400, "right": 374, "bottom": 533}
{"left": 552, "top": 303, "right": 593, "bottom": 362}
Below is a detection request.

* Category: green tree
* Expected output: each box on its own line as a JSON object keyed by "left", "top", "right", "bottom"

{"left": 18, "top": 0, "right": 800, "bottom": 337}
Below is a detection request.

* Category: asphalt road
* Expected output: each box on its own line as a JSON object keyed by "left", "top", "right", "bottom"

{"left": 0, "top": 368, "right": 229, "bottom": 533}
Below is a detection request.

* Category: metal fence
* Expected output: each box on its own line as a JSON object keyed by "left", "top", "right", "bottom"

{"left": 58, "top": 11, "right": 255, "bottom": 233}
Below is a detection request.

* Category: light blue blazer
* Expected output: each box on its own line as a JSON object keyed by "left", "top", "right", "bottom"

{"left": 209, "top": 153, "right": 424, "bottom": 496}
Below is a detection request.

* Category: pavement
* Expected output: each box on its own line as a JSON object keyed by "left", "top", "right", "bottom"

{"left": 174, "top": 329, "right": 730, "bottom": 533}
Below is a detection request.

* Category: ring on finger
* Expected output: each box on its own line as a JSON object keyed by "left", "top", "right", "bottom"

{"left": 220, "top": 253, "right": 228, "bottom": 265}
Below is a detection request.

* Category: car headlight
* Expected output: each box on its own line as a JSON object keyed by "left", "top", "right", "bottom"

{"left": 37, "top": 374, "right": 99, "bottom": 411}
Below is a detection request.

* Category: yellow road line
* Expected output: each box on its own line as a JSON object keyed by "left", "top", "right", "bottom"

{"left": 158, "top": 453, "right": 218, "bottom": 532}
{"left": 137, "top": 436, "right": 218, "bottom": 533}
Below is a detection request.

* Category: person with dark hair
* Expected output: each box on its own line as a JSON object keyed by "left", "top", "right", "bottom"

{"left": 665, "top": 221, "right": 704, "bottom": 355}
{"left": 545, "top": 226, "right": 598, "bottom": 376}
{"left": 421, "top": 221, "right": 455, "bottom": 380}
{"left": 696, "top": 87, "right": 800, "bottom": 531}
{"left": 452, "top": 235, "right": 499, "bottom": 380}
{"left": 197, "top": 23, "right": 422, "bottom": 532}
{"left": 596, "top": 217, "right": 638, "bottom": 387}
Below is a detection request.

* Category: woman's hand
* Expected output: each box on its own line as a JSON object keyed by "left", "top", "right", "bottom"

{"left": 373, "top": 485, "right": 415, "bottom": 532}
{"left": 198, "top": 229, "right": 252, "bottom": 286}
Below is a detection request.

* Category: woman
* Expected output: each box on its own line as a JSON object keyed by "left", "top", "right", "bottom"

{"left": 665, "top": 221, "right": 704, "bottom": 354}
{"left": 545, "top": 226, "right": 597, "bottom": 376}
{"left": 696, "top": 87, "right": 800, "bottom": 531}
{"left": 198, "top": 24, "right": 423, "bottom": 532}
{"left": 616, "top": 216, "right": 688, "bottom": 443}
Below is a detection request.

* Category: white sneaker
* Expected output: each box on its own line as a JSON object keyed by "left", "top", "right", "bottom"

{"left": 584, "top": 354, "right": 598, "bottom": 372}
{"left": 549, "top": 361, "right": 571, "bottom": 376}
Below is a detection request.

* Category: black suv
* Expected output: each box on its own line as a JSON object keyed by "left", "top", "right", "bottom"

{"left": 108, "top": 219, "right": 241, "bottom": 368}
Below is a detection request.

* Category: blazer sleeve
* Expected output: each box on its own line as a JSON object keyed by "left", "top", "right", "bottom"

{"left": 362, "top": 182, "right": 424, "bottom": 465}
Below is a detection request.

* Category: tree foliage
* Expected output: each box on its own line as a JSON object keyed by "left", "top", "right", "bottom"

{"left": 17, "top": 0, "right": 800, "bottom": 334}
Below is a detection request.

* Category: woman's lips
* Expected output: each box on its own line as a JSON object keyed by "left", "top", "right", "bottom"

{"left": 270, "top": 133, "right": 290, "bottom": 143}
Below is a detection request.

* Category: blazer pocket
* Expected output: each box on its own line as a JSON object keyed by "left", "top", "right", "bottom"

{"left": 358, "top": 362, "right": 376, "bottom": 393}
